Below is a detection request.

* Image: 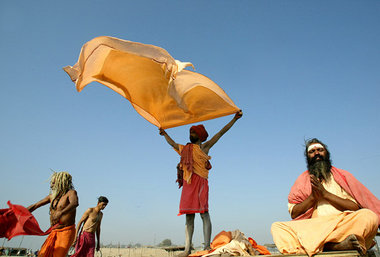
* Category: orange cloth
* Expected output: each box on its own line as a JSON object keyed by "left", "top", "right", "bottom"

{"left": 38, "top": 225, "right": 75, "bottom": 257}
{"left": 64, "top": 36, "right": 239, "bottom": 129}
{"left": 248, "top": 237, "right": 271, "bottom": 255}
{"left": 271, "top": 209, "right": 379, "bottom": 256}
{"left": 176, "top": 144, "right": 211, "bottom": 184}
{"left": 210, "top": 230, "right": 232, "bottom": 249}
{"left": 190, "top": 230, "right": 270, "bottom": 256}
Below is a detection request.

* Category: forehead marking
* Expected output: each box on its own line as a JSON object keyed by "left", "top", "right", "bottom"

{"left": 307, "top": 143, "right": 324, "bottom": 152}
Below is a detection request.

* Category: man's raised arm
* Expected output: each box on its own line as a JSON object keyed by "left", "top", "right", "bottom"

{"left": 159, "top": 129, "right": 179, "bottom": 151}
{"left": 27, "top": 195, "right": 51, "bottom": 213}
{"left": 202, "top": 110, "right": 242, "bottom": 153}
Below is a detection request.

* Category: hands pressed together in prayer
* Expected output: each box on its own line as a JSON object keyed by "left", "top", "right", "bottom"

{"left": 310, "top": 175, "right": 328, "bottom": 201}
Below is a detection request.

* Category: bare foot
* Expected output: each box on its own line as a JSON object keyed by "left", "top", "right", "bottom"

{"left": 176, "top": 250, "right": 191, "bottom": 257}
{"left": 324, "top": 234, "right": 364, "bottom": 255}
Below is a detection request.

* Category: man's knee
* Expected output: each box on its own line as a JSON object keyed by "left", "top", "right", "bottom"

{"left": 271, "top": 222, "right": 281, "bottom": 234}
{"left": 200, "top": 212, "right": 210, "bottom": 220}
{"left": 356, "top": 209, "right": 379, "bottom": 229}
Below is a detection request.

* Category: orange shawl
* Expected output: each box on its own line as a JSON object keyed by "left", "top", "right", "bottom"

{"left": 289, "top": 166, "right": 380, "bottom": 223}
{"left": 176, "top": 144, "right": 211, "bottom": 184}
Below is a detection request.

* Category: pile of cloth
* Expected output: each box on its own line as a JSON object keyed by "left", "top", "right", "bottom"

{"left": 190, "top": 230, "right": 271, "bottom": 256}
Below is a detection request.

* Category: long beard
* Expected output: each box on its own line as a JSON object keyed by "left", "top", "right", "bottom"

{"left": 50, "top": 188, "right": 59, "bottom": 201}
{"left": 308, "top": 159, "right": 332, "bottom": 181}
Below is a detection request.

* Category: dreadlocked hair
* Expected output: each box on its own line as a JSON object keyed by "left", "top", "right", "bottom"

{"left": 50, "top": 171, "right": 74, "bottom": 210}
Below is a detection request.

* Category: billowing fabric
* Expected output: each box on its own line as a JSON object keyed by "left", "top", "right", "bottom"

{"left": 0, "top": 201, "right": 55, "bottom": 240}
{"left": 63, "top": 36, "right": 239, "bottom": 129}
{"left": 72, "top": 231, "right": 95, "bottom": 257}
{"left": 178, "top": 173, "right": 209, "bottom": 215}
{"left": 288, "top": 166, "right": 380, "bottom": 223}
{"left": 38, "top": 225, "right": 75, "bottom": 257}
{"left": 176, "top": 144, "right": 211, "bottom": 184}
{"left": 190, "top": 125, "right": 208, "bottom": 142}
{"left": 271, "top": 209, "right": 379, "bottom": 256}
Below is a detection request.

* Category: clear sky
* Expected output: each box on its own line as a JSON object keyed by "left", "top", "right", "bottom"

{"left": 1, "top": 0, "right": 380, "bottom": 251}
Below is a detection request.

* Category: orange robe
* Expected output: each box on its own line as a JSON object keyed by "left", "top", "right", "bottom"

{"left": 272, "top": 169, "right": 380, "bottom": 256}
{"left": 38, "top": 225, "right": 75, "bottom": 257}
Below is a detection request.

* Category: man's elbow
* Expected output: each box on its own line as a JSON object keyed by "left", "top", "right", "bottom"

{"left": 290, "top": 210, "right": 298, "bottom": 220}
{"left": 71, "top": 201, "right": 79, "bottom": 209}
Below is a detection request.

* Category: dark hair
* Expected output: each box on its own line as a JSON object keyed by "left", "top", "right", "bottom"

{"left": 98, "top": 196, "right": 109, "bottom": 204}
{"left": 304, "top": 138, "right": 331, "bottom": 162}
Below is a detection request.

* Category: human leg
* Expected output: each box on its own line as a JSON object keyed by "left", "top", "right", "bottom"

{"left": 271, "top": 221, "right": 306, "bottom": 255}
{"left": 200, "top": 212, "right": 212, "bottom": 250}
{"left": 177, "top": 214, "right": 195, "bottom": 257}
{"left": 324, "top": 209, "right": 379, "bottom": 253}
{"left": 324, "top": 234, "right": 364, "bottom": 255}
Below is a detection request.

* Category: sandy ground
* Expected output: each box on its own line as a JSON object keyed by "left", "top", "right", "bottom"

{"left": 99, "top": 247, "right": 179, "bottom": 257}
{"left": 0, "top": 247, "right": 183, "bottom": 257}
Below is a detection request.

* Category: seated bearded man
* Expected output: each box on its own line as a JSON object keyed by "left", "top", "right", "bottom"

{"left": 271, "top": 138, "right": 380, "bottom": 256}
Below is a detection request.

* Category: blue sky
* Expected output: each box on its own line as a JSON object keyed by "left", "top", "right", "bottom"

{"left": 1, "top": 0, "right": 380, "bottom": 251}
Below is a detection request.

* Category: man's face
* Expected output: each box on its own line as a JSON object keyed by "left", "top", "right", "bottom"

{"left": 307, "top": 144, "right": 326, "bottom": 165}
{"left": 50, "top": 179, "right": 56, "bottom": 190}
{"left": 98, "top": 202, "right": 107, "bottom": 210}
{"left": 190, "top": 130, "right": 199, "bottom": 143}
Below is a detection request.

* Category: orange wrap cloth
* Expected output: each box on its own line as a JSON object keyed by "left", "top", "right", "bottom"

{"left": 176, "top": 144, "right": 211, "bottom": 215}
{"left": 38, "top": 225, "right": 75, "bottom": 257}
{"left": 176, "top": 144, "right": 211, "bottom": 184}
{"left": 63, "top": 36, "right": 239, "bottom": 129}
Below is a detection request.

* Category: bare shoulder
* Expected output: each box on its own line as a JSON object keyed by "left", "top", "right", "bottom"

{"left": 68, "top": 189, "right": 77, "bottom": 195}
{"left": 67, "top": 189, "right": 78, "bottom": 198}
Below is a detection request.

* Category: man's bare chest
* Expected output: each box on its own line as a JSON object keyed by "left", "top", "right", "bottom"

{"left": 51, "top": 194, "right": 69, "bottom": 211}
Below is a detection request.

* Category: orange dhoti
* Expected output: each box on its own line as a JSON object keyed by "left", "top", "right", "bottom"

{"left": 38, "top": 225, "right": 76, "bottom": 257}
{"left": 271, "top": 209, "right": 379, "bottom": 256}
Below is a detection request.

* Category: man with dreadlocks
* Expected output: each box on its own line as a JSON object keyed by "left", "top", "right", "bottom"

{"left": 28, "top": 171, "right": 78, "bottom": 257}
{"left": 271, "top": 138, "right": 380, "bottom": 256}
{"left": 159, "top": 110, "right": 242, "bottom": 257}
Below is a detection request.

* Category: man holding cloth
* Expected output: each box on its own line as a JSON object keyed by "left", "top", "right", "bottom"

{"left": 160, "top": 110, "right": 242, "bottom": 257}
